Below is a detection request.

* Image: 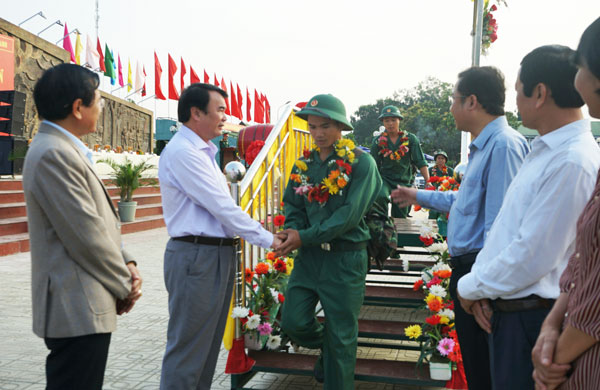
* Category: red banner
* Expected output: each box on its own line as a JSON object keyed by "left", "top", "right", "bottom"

{"left": 0, "top": 35, "right": 15, "bottom": 91}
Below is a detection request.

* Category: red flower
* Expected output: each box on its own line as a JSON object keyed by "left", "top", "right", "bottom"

{"left": 255, "top": 262, "right": 269, "bottom": 275}
{"left": 428, "top": 176, "right": 440, "bottom": 183}
{"left": 444, "top": 301, "right": 455, "bottom": 310}
{"left": 433, "top": 270, "right": 452, "bottom": 279}
{"left": 426, "top": 315, "right": 442, "bottom": 325}
{"left": 419, "top": 236, "right": 434, "bottom": 246}
{"left": 245, "top": 140, "right": 265, "bottom": 166}
{"left": 414, "top": 205, "right": 422, "bottom": 211}
{"left": 303, "top": 149, "right": 311, "bottom": 159}
{"left": 240, "top": 309, "right": 254, "bottom": 325}
{"left": 245, "top": 267, "right": 255, "bottom": 283}
{"left": 278, "top": 293, "right": 285, "bottom": 303}
{"left": 266, "top": 252, "right": 276, "bottom": 261}
{"left": 448, "top": 329, "right": 458, "bottom": 340}
{"left": 490, "top": 4, "right": 497, "bottom": 11}
{"left": 274, "top": 215, "right": 285, "bottom": 227}
{"left": 274, "top": 259, "right": 287, "bottom": 273}
{"left": 426, "top": 276, "right": 442, "bottom": 289}
{"left": 428, "top": 299, "right": 443, "bottom": 312}
{"left": 413, "top": 279, "right": 424, "bottom": 291}
{"left": 441, "top": 326, "right": 452, "bottom": 335}
{"left": 308, "top": 185, "right": 330, "bottom": 204}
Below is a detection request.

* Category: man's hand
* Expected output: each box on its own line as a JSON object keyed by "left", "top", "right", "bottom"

{"left": 118, "top": 263, "right": 142, "bottom": 315}
{"left": 457, "top": 290, "right": 476, "bottom": 314}
{"left": 531, "top": 323, "right": 570, "bottom": 390}
{"left": 274, "top": 229, "right": 301, "bottom": 257}
{"left": 471, "top": 299, "right": 492, "bottom": 334}
{"left": 272, "top": 234, "right": 284, "bottom": 250}
{"left": 390, "top": 186, "right": 418, "bottom": 208}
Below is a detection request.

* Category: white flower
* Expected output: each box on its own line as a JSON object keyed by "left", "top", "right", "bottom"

{"left": 402, "top": 258, "right": 410, "bottom": 272}
{"left": 431, "top": 262, "right": 451, "bottom": 273}
{"left": 439, "top": 308, "right": 455, "bottom": 320}
{"left": 429, "top": 285, "right": 446, "bottom": 298}
{"left": 246, "top": 314, "right": 261, "bottom": 330}
{"left": 428, "top": 243, "right": 446, "bottom": 253}
{"left": 266, "top": 335, "right": 282, "bottom": 350}
{"left": 270, "top": 288, "right": 280, "bottom": 303}
{"left": 421, "top": 271, "right": 432, "bottom": 282}
{"left": 419, "top": 225, "right": 435, "bottom": 238}
{"left": 231, "top": 306, "right": 249, "bottom": 319}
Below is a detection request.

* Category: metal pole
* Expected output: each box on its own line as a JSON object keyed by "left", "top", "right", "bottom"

{"left": 18, "top": 11, "right": 46, "bottom": 27}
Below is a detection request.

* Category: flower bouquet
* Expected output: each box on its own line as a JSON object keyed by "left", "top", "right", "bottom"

{"left": 405, "top": 229, "right": 466, "bottom": 386}
{"left": 231, "top": 252, "right": 294, "bottom": 351}
{"left": 424, "top": 175, "right": 460, "bottom": 236}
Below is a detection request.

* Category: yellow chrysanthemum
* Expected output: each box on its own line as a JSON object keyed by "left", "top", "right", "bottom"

{"left": 425, "top": 293, "right": 443, "bottom": 305}
{"left": 285, "top": 258, "right": 294, "bottom": 275}
{"left": 404, "top": 324, "right": 422, "bottom": 340}
{"left": 347, "top": 151, "right": 355, "bottom": 163}
{"left": 295, "top": 160, "right": 308, "bottom": 171}
{"left": 322, "top": 178, "right": 339, "bottom": 195}
{"left": 337, "top": 139, "right": 355, "bottom": 149}
{"left": 439, "top": 315, "right": 450, "bottom": 325}
{"left": 337, "top": 148, "right": 347, "bottom": 157}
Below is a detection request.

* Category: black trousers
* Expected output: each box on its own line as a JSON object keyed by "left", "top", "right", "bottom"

{"left": 449, "top": 257, "right": 492, "bottom": 390}
{"left": 44, "top": 333, "right": 111, "bottom": 390}
{"left": 489, "top": 308, "right": 550, "bottom": 389}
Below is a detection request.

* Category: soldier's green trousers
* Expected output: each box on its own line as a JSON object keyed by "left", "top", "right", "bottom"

{"left": 281, "top": 247, "right": 368, "bottom": 390}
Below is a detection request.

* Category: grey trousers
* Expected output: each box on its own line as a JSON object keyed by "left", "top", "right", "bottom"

{"left": 160, "top": 238, "right": 236, "bottom": 390}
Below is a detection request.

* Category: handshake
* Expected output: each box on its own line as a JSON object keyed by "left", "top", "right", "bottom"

{"left": 271, "top": 228, "right": 301, "bottom": 257}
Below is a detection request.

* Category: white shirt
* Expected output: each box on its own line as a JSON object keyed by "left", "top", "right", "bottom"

{"left": 43, "top": 120, "right": 93, "bottom": 165}
{"left": 458, "top": 119, "right": 600, "bottom": 300}
{"left": 158, "top": 125, "right": 273, "bottom": 248}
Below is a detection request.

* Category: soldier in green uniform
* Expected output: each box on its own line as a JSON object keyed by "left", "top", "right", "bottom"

{"left": 276, "top": 94, "right": 382, "bottom": 389}
{"left": 428, "top": 150, "right": 454, "bottom": 219}
{"left": 370, "top": 105, "right": 429, "bottom": 218}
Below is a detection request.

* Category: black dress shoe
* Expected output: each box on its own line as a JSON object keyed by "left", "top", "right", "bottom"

{"left": 313, "top": 353, "right": 324, "bottom": 383}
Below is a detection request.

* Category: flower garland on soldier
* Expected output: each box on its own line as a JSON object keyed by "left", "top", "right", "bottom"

{"left": 429, "top": 165, "right": 448, "bottom": 177}
{"left": 377, "top": 131, "right": 410, "bottom": 160}
{"left": 289, "top": 139, "right": 356, "bottom": 207}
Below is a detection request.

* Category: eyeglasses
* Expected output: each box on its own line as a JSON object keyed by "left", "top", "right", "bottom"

{"left": 449, "top": 95, "right": 467, "bottom": 104}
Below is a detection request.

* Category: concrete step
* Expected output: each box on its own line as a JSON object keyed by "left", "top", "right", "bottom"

{"left": 0, "top": 202, "right": 26, "bottom": 219}
{"left": 0, "top": 216, "right": 27, "bottom": 236}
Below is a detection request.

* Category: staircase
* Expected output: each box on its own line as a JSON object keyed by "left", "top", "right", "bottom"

{"left": 0, "top": 178, "right": 165, "bottom": 257}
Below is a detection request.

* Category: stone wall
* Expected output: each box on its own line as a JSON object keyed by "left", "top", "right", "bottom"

{"left": 0, "top": 18, "right": 153, "bottom": 173}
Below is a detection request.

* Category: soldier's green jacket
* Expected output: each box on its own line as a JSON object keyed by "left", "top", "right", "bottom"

{"left": 283, "top": 148, "right": 382, "bottom": 246}
{"left": 370, "top": 132, "right": 427, "bottom": 189}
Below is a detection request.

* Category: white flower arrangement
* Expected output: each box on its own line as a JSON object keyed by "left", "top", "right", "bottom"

{"left": 266, "top": 335, "right": 282, "bottom": 350}
{"left": 231, "top": 306, "right": 250, "bottom": 319}
{"left": 429, "top": 284, "right": 446, "bottom": 298}
{"left": 439, "top": 308, "right": 455, "bottom": 320}
{"left": 246, "top": 314, "right": 261, "bottom": 330}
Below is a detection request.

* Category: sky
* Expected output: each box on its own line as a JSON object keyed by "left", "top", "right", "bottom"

{"left": 4, "top": 0, "right": 600, "bottom": 123}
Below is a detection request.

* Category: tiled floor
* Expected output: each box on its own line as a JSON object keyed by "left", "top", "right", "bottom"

{"left": 0, "top": 226, "right": 443, "bottom": 389}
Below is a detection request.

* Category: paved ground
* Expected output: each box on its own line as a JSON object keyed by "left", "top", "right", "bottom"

{"left": 0, "top": 223, "right": 443, "bottom": 389}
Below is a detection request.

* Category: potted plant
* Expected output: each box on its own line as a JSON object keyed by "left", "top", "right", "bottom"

{"left": 404, "top": 228, "right": 463, "bottom": 382}
{"left": 231, "top": 251, "right": 294, "bottom": 351}
{"left": 97, "top": 158, "right": 156, "bottom": 222}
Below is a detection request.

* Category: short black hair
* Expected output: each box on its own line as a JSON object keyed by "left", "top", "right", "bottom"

{"left": 575, "top": 17, "right": 600, "bottom": 80}
{"left": 456, "top": 66, "right": 505, "bottom": 116}
{"left": 178, "top": 83, "right": 228, "bottom": 123}
{"left": 520, "top": 45, "right": 584, "bottom": 108}
{"left": 33, "top": 64, "right": 99, "bottom": 121}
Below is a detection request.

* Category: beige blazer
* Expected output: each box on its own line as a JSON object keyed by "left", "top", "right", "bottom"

{"left": 23, "top": 122, "right": 133, "bottom": 338}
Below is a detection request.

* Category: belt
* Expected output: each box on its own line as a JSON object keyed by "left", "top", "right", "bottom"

{"left": 173, "top": 235, "right": 238, "bottom": 246}
{"left": 319, "top": 240, "right": 367, "bottom": 252}
{"left": 449, "top": 251, "right": 479, "bottom": 269}
{"left": 491, "top": 295, "right": 555, "bottom": 312}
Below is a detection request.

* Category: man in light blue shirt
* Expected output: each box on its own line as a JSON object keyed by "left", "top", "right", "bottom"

{"left": 391, "top": 66, "right": 529, "bottom": 389}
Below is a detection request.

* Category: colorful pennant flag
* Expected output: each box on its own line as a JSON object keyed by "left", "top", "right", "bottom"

{"left": 237, "top": 84, "right": 243, "bottom": 120}
{"left": 154, "top": 52, "right": 166, "bottom": 100}
{"left": 180, "top": 57, "right": 187, "bottom": 91}
{"left": 74, "top": 32, "right": 83, "bottom": 65}
{"left": 168, "top": 54, "right": 179, "bottom": 100}
{"left": 127, "top": 59, "right": 133, "bottom": 92}
{"left": 221, "top": 77, "right": 230, "bottom": 115}
{"left": 204, "top": 69, "right": 209, "bottom": 83}
{"left": 190, "top": 66, "right": 200, "bottom": 84}
{"left": 62, "top": 23, "right": 75, "bottom": 63}
{"left": 85, "top": 35, "right": 99, "bottom": 69}
{"left": 254, "top": 89, "right": 264, "bottom": 123}
{"left": 117, "top": 55, "right": 124, "bottom": 87}
{"left": 142, "top": 66, "right": 147, "bottom": 97}
{"left": 134, "top": 61, "right": 144, "bottom": 95}
{"left": 230, "top": 81, "right": 239, "bottom": 119}
{"left": 97, "top": 38, "right": 105, "bottom": 72}
{"left": 246, "top": 87, "right": 252, "bottom": 122}
{"left": 104, "top": 44, "right": 115, "bottom": 80}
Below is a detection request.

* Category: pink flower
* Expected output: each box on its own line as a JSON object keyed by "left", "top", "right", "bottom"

{"left": 437, "top": 337, "right": 455, "bottom": 356}
{"left": 294, "top": 185, "right": 312, "bottom": 195}
{"left": 257, "top": 322, "right": 273, "bottom": 336}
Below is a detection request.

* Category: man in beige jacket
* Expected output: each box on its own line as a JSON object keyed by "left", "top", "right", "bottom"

{"left": 23, "top": 64, "right": 142, "bottom": 390}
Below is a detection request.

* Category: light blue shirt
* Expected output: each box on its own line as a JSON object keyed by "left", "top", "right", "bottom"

{"left": 416, "top": 116, "right": 530, "bottom": 256}
{"left": 458, "top": 119, "right": 600, "bottom": 300}
{"left": 43, "top": 120, "right": 93, "bottom": 165}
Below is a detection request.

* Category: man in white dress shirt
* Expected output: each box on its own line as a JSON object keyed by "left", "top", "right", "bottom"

{"left": 457, "top": 45, "right": 600, "bottom": 389}
{"left": 158, "top": 83, "right": 282, "bottom": 389}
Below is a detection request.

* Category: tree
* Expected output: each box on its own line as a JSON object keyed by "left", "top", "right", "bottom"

{"left": 351, "top": 77, "right": 462, "bottom": 166}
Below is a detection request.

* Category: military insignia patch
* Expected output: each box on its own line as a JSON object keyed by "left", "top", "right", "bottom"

{"left": 310, "top": 99, "right": 318, "bottom": 107}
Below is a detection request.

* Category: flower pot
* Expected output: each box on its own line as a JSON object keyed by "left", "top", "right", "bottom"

{"left": 429, "top": 361, "right": 452, "bottom": 381}
{"left": 117, "top": 201, "right": 137, "bottom": 222}
{"left": 244, "top": 332, "right": 264, "bottom": 350}
{"left": 436, "top": 216, "right": 448, "bottom": 237}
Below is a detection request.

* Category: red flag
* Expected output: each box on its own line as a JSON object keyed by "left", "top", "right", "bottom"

{"left": 204, "top": 69, "right": 210, "bottom": 83}
{"left": 154, "top": 52, "right": 166, "bottom": 100}
{"left": 246, "top": 87, "right": 252, "bottom": 122}
{"left": 62, "top": 23, "right": 75, "bottom": 63}
{"left": 230, "top": 81, "right": 239, "bottom": 119}
{"left": 264, "top": 94, "right": 271, "bottom": 123}
{"left": 168, "top": 54, "right": 179, "bottom": 100}
{"left": 180, "top": 58, "right": 187, "bottom": 91}
{"left": 237, "top": 84, "right": 243, "bottom": 119}
{"left": 221, "top": 77, "right": 230, "bottom": 115}
{"left": 254, "top": 90, "right": 264, "bottom": 123}
{"left": 214, "top": 73, "right": 219, "bottom": 87}
{"left": 97, "top": 37, "right": 105, "bottom": 72}
{"left": 117, "top": 54, "right": 124, "bottom": 87}
{"left": 190, "top": 66, "right": 200, "bottom": 84}
{"left": 142, "top": 66, "right": 147, "bottom": 97}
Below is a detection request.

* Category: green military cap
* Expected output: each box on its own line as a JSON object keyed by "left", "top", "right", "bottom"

{"left": 378, "top": 105, "right": 404, "bottom": 121}
{"left": 296, "top": 94, "right": 354, "bottom": 130}
{"left": 433, "top": 150, "right": 448, "bottom": 160}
